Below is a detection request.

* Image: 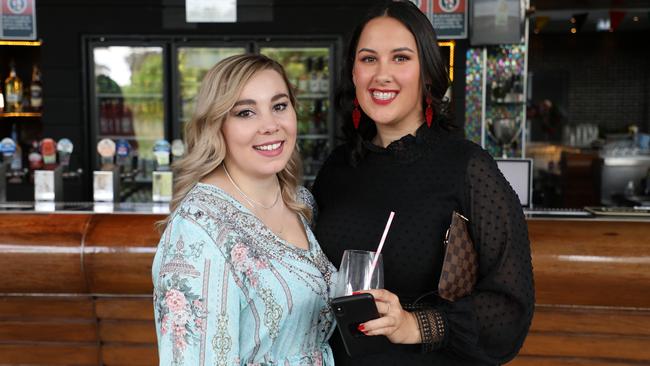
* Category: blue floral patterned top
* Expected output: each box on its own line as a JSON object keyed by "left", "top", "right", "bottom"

{"left": 152, "top": 183, "right": 336, "bottom": 366}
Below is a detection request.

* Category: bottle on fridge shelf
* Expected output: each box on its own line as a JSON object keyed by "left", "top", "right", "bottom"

{"left": 111, "top": 100, "right": 121, "bottom": 135}
{"left": 320, "top": 99, "right": 329, "bottom": 134}
{"left": 30, "top": 65, "right": 43, "bottom": 111}
{"left": 309, "top": 57, "right": 320, "bottom": 94}
{"left": 310, "top": 99, "right": 323, "bottom": 134}
{"left": 318, "top": 56, "right": 330, "bottom": 94}
{"left": 121, "top": 104, "right": 134, "bottom": 135}
{"left": 298, "top": 57, "right": 312, "bottom": 94}
{"left": 5, "top": 61, "right": 23, "bottom": 112}
{"left": 99, "top": 100, "right": 110, "bottom": 134}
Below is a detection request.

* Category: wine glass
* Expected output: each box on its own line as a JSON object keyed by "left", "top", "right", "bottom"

{"left": 333, "top": 250, "right": 384, "bottom": 298}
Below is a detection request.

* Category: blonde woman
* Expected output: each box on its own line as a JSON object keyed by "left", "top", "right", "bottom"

{"left": 152, "top": 54, "right": 336, "bottom": 365}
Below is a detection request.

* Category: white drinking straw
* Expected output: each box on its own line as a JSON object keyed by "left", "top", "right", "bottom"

{"left": 365, "top": 211, "right": 395, "bottom": 289}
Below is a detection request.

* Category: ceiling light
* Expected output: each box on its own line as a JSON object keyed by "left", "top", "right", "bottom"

{"left": 571, "top": 28, "right": 577, "bottom": 34}
{"left": 633, "top": 16, "right": 639, "bottom": 22}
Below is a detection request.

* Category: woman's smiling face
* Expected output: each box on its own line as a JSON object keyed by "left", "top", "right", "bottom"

{"left": 221, "top": 68, "right": 297, "bottom": 179}
{"left": 352, "top": 16, "right": 423, "bottom": 131}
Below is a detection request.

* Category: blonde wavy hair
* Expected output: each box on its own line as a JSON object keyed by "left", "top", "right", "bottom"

{"left": 160, "top": 54, "right": 309, "bottom": 229}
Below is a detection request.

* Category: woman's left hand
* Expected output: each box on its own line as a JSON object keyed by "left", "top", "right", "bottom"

{"left": 356, "top": 289, "right": 421, "bottom": 344}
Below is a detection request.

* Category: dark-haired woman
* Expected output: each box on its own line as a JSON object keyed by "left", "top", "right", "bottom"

{"left": 312, "top": 1, "right": 535, "bottom": 365}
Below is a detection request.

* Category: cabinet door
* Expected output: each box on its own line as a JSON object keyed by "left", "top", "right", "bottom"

{"left": 92, "top": 45, "right": 165, "bottom": 173}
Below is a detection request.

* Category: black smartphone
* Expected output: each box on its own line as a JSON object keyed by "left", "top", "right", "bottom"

{"left": 330, "top": 293, "right": 391, "bottom": 357}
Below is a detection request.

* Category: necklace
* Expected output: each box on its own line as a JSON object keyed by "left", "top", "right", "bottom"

{"left": 223, "top": 164, "right": 280, "bottom": 210}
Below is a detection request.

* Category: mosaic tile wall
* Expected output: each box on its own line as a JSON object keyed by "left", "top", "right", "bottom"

{"left": 465, "top": 45, "right": 527, "bottom": 158}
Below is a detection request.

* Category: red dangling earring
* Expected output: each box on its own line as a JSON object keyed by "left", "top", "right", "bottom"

{"left": 352, "top": 97, "right": 361, "bottom": 130}
{"left": 425, "top": 96, "right": 434, "bottom": 127}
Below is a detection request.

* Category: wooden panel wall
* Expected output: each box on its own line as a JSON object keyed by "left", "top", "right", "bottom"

{"left": 0, "top": 213, "right": 159, "bottom": 365}
{"left": 0, "top": 213, "right": 648, "bottom": 365}
{"left": 512, "top": 219, "right": 650, "bottom": 365}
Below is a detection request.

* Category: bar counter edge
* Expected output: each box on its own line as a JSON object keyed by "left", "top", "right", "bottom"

{"left": 0, "top": 212, "right": 648, "bottom": 365}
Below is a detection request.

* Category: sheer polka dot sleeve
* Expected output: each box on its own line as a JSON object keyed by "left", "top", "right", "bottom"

{"left": 434, "top": 148, "right": 535, "bottom": 363}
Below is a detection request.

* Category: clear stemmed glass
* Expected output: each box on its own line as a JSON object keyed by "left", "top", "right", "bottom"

{"left": 333, "top": 249, "right": 384, "bottom": 298}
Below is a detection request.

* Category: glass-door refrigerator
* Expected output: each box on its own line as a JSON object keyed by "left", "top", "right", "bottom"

{"left": 88, "top": 37, "right": 338, "bottom": 202}
{"left": 90, "top": 44, "right": 167, "bottom": 204}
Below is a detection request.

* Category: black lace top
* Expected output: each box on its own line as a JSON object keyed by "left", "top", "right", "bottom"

{"left": 312, "top": 123, "right": 535, "bottom": 365}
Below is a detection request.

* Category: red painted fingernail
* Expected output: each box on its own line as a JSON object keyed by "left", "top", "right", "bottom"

{"left": 357, "top": 324, "right": 365, "bottom": 332}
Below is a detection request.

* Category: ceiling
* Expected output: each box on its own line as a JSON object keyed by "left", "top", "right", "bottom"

{"left": 530, "top": 0, "right": 650, "bottom": 33}
{"left": 532, "top": 0, "right": 650, "bottom": 11}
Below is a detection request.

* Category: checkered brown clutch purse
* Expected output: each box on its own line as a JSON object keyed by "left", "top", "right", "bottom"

{"left": 438, "top": 211, "right": 478, "bottom": 302}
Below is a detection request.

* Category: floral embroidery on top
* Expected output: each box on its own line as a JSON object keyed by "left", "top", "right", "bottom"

{"left": 156, "top": 273, "right": 208, "bottom": 365}
{"left": 153, "top": 184, "right": 336, "bottom": 366}
{"left": 230, "top": 242, "right": 269, "bottom": 289}
{"left": 185, "top": 185, "right": 335, "bottom": 301}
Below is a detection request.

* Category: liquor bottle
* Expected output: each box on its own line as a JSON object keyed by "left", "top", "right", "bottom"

{"left": 30, "top": 65, "right": 43, "bottom": 110}
{"left": 5, "top": 62, "right": 23, "bottom": 112}
{"left": 309, "top": 57, "right": 320, "bottom": 94}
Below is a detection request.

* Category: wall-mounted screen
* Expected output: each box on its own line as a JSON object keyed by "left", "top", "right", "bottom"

{"left": 496, "top": 158, "right": 533, "bottom": 208}
{"left": 470, "top": 0, "right": 524, "bottom": 46}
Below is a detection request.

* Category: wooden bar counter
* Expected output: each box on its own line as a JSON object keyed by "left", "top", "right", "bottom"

{"left": 0, "top": 210, "right": 648, "bottom": 365}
